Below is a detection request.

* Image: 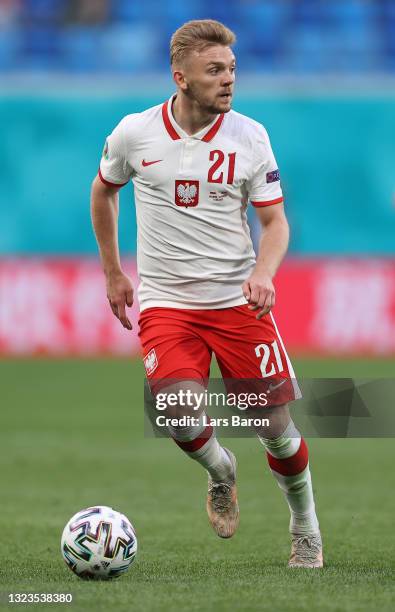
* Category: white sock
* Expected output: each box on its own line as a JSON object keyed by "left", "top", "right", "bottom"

{"left": 168, "top": 413, "right": 234, "bottom": 482}
{"left": 259, "top": 421, "right": 320, "bottom": 535}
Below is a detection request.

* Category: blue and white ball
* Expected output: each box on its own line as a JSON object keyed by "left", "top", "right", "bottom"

{"left": 61, "top": 506, "right": 137, "bottom": 580}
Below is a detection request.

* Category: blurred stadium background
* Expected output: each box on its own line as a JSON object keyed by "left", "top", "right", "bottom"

{"left": 1, "top": 0, "right": 395, "bottom": 357}
{"left": 2, "top": 2, "right": 395, "bottom": 608}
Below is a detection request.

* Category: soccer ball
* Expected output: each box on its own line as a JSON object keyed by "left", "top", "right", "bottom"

{"left": 61, "top": 506, "right": 137, "bottom": 580}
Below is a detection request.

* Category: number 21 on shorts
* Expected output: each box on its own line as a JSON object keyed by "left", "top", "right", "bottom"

{"left": 255, "top": 341, "right": 284, "bottom": 377}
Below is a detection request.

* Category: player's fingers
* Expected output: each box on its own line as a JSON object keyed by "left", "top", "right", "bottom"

{"left": 249, "top": 287, "right": 260, "bottom": 306}
{"left": 256, "top": 299, "right": 270, "bottom": 319}
{"left": 126, "top": 289, "right": 133, "bottom": 307}
{"left": 117, "top": 301, "right": 133, "bottom": 330}
{"left": 117, "top": 301, "right": 127, "bottom": 324}
{"left": 108, "top": 299, "right": 119, "bottom": 318}
{"left": 256, "top": 292, "right": 275, "bottom": 319}
{"left": 242, "top": 281, "right": 251, "bottom": 301}
{"left": 257, "top": 288, "right": 268, "bottom": 308}
{"left": 248, "top": 286, "right": 266, "bottom": 309}
{"left": 256, "top": 307, "right": 269, "bottom": 319}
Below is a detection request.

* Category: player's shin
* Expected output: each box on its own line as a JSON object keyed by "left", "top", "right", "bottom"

{"left": 258, "top": 420, "right": 319, "bottom": 535}
{"left": 168, "top": 413, "right": 234, "bottom": 482}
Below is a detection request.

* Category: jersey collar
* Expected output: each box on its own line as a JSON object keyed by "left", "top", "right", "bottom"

{"left": 162, "top": 94, "right": 225, "bottom": 142}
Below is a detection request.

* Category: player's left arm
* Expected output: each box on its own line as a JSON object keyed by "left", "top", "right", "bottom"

{"left": 242, "top": 202, "right": 289, "bottom": 319}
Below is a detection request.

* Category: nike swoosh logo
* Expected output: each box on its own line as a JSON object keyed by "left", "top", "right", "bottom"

{"left": 142, "top": 159, "right": 163, "bottom": 167}
{"left": 267, "top": 380, "right": 287, "bottom": 393}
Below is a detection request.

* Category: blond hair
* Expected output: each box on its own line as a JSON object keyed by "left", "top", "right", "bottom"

{"left": 170, "top": 19, "right": 236, "bottom": 66}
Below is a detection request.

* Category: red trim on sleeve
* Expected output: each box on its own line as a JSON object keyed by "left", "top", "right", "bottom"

{"left": 162, "top": 100, "right": 181, "bottom": 141}
{"left": 251, "top": 197, "right": 283, "bottom": 207}
{"left": 173, "top": 424, "right": 213, "bottom": 453}
{"left": 201, "top": 113, "right": 225, "bottom": 142}
{"left": 266, "top": 438, "right": 309, "bottom": 476}
{"left": 98, "top": 168, "right": 128, "bottom": 188}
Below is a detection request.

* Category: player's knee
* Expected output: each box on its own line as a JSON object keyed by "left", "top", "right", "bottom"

{"left": 155, "top": 380, "right": 207, "bottom": 419}
{"left": 247, "top": 402, "right": 290, "bottom": 438}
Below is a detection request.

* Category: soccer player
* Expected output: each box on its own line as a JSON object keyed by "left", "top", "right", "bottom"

{"left": 91, "top": 19, "right": 323, "bottom": 568}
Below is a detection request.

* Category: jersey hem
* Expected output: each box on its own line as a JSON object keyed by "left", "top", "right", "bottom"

{"left": 139, "top": 295, "right": 248, "bottom": 313}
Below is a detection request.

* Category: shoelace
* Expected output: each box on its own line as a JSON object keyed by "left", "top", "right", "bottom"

{"left": 293, "top": 535, "right": 321, "bottom": 563}
{"left": 208, "top": 483, "right": 232, "bottom": 514}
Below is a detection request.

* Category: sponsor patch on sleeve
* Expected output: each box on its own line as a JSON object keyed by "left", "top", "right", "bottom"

{"left": 266, "top": 169, "right": 280, "bottom": 183}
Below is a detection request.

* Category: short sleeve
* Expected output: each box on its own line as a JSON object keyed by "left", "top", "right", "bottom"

{"left": 247, "top": 125, "right": 283, "bottom": 207}
{"left": 99, "top": 118, "right": 132, "bottom": 187}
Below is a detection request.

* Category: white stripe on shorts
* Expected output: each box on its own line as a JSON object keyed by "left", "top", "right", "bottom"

{"left": 269, "top": 312, "right": 302, "bottom": 400}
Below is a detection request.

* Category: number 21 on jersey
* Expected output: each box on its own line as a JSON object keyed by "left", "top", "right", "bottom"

{"left": 208, "top": 150, "right": 236, "bottom": 185}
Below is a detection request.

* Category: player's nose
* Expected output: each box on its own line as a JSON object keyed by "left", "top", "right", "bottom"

{"left": 221, "top": 71, "right": 235, "bottom": 86}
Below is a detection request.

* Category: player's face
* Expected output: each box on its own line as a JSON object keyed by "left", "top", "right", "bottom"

{"left": 181, "top": 45, "right": 236, "bottom": 114}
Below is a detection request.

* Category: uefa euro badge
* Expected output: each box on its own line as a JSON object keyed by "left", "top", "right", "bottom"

{"left": 175, "top": 180, "right": 199, "bottom": 207}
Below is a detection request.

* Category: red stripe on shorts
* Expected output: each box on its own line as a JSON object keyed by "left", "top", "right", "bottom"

{"left": 266, "top": 437, "right": 308, "bottom": 476}
{"left": 173, "top": 424, "right": 213, "bottom": 453}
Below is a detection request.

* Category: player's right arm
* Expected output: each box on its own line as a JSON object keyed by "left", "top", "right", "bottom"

{"left": 91, "top": 177, "right": 133, "bottom": 330}
{"left": 91, "top": 118, "right": 134, "bottom": 331}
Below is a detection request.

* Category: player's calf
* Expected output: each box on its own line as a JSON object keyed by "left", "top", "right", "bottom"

{"left": 258, "top": 418, "right": 323, "bottom": 567}
{"left": 168, "top": 414, "right": 239, "bottom": 538}
{"left": 168, "top": 411, "right": 234, "bottom": 482}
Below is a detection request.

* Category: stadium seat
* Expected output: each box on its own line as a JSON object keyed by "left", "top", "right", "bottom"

{"left": 99, "top": 24, "right": 159, "bottom": 72}
{"left": 60, "top": 27, "right": 103, "bottom": 72}
{"left": 0, "top": 0, "right": 393, "bottom": 74}
{"left": 110, "top": 0, "right": 146, "bottom": 23}
{"left": 0, "top": 29, "right": 20, "bottom": 70}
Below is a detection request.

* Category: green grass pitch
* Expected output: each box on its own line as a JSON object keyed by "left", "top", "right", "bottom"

{"left": 1, "top": 358, "right": 394, "bottom": 611}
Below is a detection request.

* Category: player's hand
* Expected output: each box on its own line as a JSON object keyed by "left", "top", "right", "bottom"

{"left": 106, "top": 271, "right": 134, "bottom": 330}
{"left": 242, "top": 271, "right": 275, "bottom": 319}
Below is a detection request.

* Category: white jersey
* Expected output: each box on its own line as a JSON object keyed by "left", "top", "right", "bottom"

{"left": 99, "top": 94, "right": 283, "bottom": 311}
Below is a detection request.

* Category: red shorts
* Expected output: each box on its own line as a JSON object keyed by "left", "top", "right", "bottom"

{"left": 138, "top": 305, "right": 300, "bottom": 405}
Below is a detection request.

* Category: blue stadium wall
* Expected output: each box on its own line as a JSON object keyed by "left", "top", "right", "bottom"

{"left": 1, "top": 93, "right": 394, "bottom": 255}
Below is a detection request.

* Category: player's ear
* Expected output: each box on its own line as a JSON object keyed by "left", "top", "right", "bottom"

{"left": 173, "top": 67, "right": 188, "bottom": 91}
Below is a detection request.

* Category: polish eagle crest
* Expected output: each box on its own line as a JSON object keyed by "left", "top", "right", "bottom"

{"left": 177, "top": 182, "right": 198, "bottom": 205}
